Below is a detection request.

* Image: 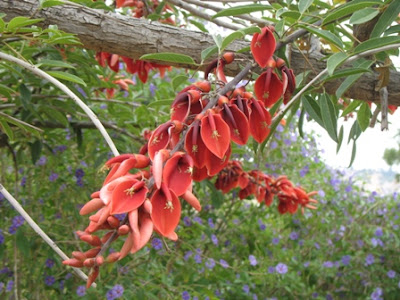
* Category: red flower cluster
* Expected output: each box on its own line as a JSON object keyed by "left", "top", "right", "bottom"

{"left": 215, "top": 162, "right": 318, "bottom": 215}
{"left": 65, "top": 27, "right": 318, "bottom": 288}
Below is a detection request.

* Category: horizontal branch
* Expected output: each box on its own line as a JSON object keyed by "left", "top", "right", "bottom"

{"left": 2, "top": 0, "right": 400, "bottom": 105}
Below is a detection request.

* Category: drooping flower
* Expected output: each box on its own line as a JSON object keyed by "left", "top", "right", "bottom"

{"left": 251, "top": 27, "right": 276, "bottom": 68}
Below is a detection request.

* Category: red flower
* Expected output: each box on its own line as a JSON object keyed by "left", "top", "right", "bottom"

{"left": 247, "top": 98, "right": 271, "bottom": 143}
{"left": 254, "top": 68, "right": 284, "bottom": 107}
{"left": 148, "top": 121, "right": 183, "bottom": 160}
{"left": 163, "top": 152, "right": 193, "bottom": 196}
{"left": 151, "top": 183, "right": 181, "bottom": 237}
{"left": 200, "top": 110, "right": 231, "bottom": 159}
{"left": 251, "top": 27, "right": 276, "bottom": 68}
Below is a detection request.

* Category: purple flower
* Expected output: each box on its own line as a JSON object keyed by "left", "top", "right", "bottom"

{"left": 0, "top": 282, "right": 4, "bottom": 293}
{"left": 276, "top": 263, "right": 288, "bottom": 274}
{"left": 45, "top": 259, "right": 55, "bottom": 268}
{"left": 36, "top": 155, "right": 47, "bottom": 166}
{"left": 243, "top": 284, "right": 250, "bottom": 294}
{"left": 268, "top": 266, "right": 275, "bottom": 273}
{"left": 0, "top": 230, "right": 4, "bottom": 245}
{"left": 370, "top": 287, "right": 383, "bottom": 300}
{"left": 211, "top": 234, "right": 218, "bottom": 246}
{"left": 323, "top": 261, "right": 334, "bottom": 268}
{"left": 44, "top": 276, "right": 55, "bottom": 286}
{"left": 183, "top": 216, "right": 191, "bottom": 226}
{"left": 289, "top": 231, "right": 299, "bottom": 240}
{"left": 205, "top": 258, "right": 215, "bottom": 270}
{"left": 194, "top": 254, "right": 202, "bottom": 264}
{"left": 272, "top": 237, "right": 280, "bottom": 245}
{"left": 303, "top": 261, "right": 310, "bottom": 267}
{"left": 149, "top": 83, "right": 157, "bottom": 96}
{"left": 208, "top": 218, "right": 215, "bottom": 228}
{"left": 151, "top": 238, "right": 163, "bottom": 250}
{"left": 299, "top": 165, "right": 309, "bottom": 177}
{"left": 312, "top": 292, "right": 319, "bottom": 298}
{"left": 20, "top": 176, "right": 27, "bottom": 187}
{"left": 345, "top": 185, "right": 352, "bottom": 192}
{"left": 182, "top": 291, "right": 190, "bottom": 300}
{"left": 76, "top": 285, "right": 86, "bottom": 296}
{"left": 314, "top": 242, "right": 320, "bottom": 249}
{"left": 184, "top": 251, "right": 193, "bottom": 261}
{"left": 365, "top": 254, "right": 375, "bottom": 266}
{"left": 270, "top": 141, "right": 278, "bottom": 149}
{"left": 49, "top": 172, "right": 59, "bottom": 182}
{"left": 12, "top": 215, "right": 25, "bottom": 227}
{"left": 112, "top": 284, "right": 124, "bottom": 298}
{"left": 75, "top": 168, "right": 85, "bottom": 178}
{"left": 375, "top": 228, "right": 383, "bottom": 237}
{"left": 193, "top": 216, "right": 202, "bottom": 225}
{"left": 387, "top": 270, "right": 396, "bottom": 278}
{"left": 249, "top": 255, "right": 257, "bottom": 266}
{"left": 219, "top": 259, "right": 229, "bottom": 268}
{"left": 341, "top": 255, "right": 351, "bottom": 266}
{"left": 8, "top": 225, "right": 17, "bottom": 235}
{"left": 6, "top": 280, "right": 13, "bottom": 292}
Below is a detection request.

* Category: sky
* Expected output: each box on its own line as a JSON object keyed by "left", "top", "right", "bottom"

{"left": 308, "top": 113, "right": 400, "bottom": 172}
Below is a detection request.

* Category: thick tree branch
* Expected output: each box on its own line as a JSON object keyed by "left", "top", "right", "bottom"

{"left": 2, "top": 0, "right": 400, "bottom": 105}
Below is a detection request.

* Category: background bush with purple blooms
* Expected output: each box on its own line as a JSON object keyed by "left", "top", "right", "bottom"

{"left": 1, "top": 75, "right": 399, "bottom": 299}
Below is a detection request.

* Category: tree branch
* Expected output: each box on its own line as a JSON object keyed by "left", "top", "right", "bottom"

{"left": 2, "top": 0, "right": 400, "bottom": 105}
{"left": 0, "top": 51, "right": 120, "bottom": 156}
{"left": 0, "top": 183, "right": 95, "bottom": 287}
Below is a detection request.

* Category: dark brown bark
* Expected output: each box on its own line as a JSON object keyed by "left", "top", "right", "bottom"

{"left": 1, "top": 0, "right": 400, "bottom": 105}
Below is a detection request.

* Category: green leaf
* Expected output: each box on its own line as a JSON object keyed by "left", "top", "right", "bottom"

{"left": 348, "top": 120, "right": 362, "bottom": 143}
{"left": 40, "top": 0, "right": 65, "bottom": 8}
{"left": 212, "top": 4, "right": 271, "bottom": 19}
{"left": 336, "top": 59, "right": 374, "bottom": 98}
{"left": 0, "top": 18, "right": 5, "bottom": 32}
{"left": 301, "top": 95, "right": 324, "bottom": 128}
{"left": 147, "top": 99, "right": 173, "bottom": 107}
{"left": 37, "top": 59, "right": 75, "bottom": 69}
{"left": 19, "top": 84, "right": 31, "bottom": 110}
{"left": 348, "top": 140, "right": 357, "bottom": 167}
{"left": 320, "top": 93, "right": 338, "bottom": 143}
{"left": 221, "top": 31, "right": 244, "bottom": 52}
{"left": 336, "top": 125, "right": 344, "bottom": 153}
{"left": 325, "top": 67, "right": 370, "bottom": 81}
{"left": 47, "top": 71, "right": 87, "bottom": 86}
{"left": 139, "top": 53, "right": 196, "bottom": 65}
{"left": 299, "top": 0, "right": 313, "bottom": 14}
{"left": 357, "top": 101, "right": 371, "bottom": 131}
{"left": 341, "top": 100, "right": 362, "bottom": 117}
{"left": 201, "top": 45, "right": 218, "bottom": 63}
{"left": 279, "top": 11, "right": 301, "bottom": 20}
{"left": 30, "top": 140, "right": 42, "bottom": 164}
{"left": 0, "top": 112, "right": 42, "bottom": 138}
{"left": 0, "top": 120, "right": 14, "bottom": 140}
{"left": 212, "top": 34, "right": 223, "bottom": 50}
{"left": 303, "top": 26, "right": 343, "bottom": 48}
{"left": 189, "top": 20, "right": 208, "bottom": 33}
{"left": 172, "top": 75, "right": 189, "bottom": 91}
{"left": 323, "top": 0, "right": 382, "bottom": 25}
{"left": 371, "top": 0, "right": 400, "bottom": 38}
{"left": 0, "top": 84, "right": 15, "bottom": 100}
{"left": 7, "top": 17, "right": 44, "bottom": 32}
{"left": 298, "top": 107, "right": 305, "bottom": 138}
{"left": 239, "top": 26, "right": 261, "bottom": 36}
{"left": 349, "top": 7, "right": 379, "bottom": 25}
{"left": 16, "top": 230, "right": 30, "bottom": 257}
{"left": 353, "top": 36, "right": 400, "bottom": 54}
{"left": 327, "top": 52, "right": 348, "bottom": 75}
{"left": 42, "top": 106, "right": 69, "bottom": 127}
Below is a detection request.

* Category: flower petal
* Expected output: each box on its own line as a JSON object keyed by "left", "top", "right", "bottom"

{"left": 251, "top": 27, "right": 276, "bottom": 68}
{"left": 255, "top": 70, "right": 284, "bottom": 107}
{"left": 163, "top": 152, "right": 193, "bottom": 196}
{"left": 200, "top": 112, "right": 230, "bottom": 159}
{"left": 110, "top": 180, "right": 148, "bottom": 214}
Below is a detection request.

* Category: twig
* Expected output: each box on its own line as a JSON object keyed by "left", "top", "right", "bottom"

{"left": 0, "top": 184, "right": 96, "bottom": 287}
{"left": 272, "top": 43, "right": 400, "bottom": 124}
{"left": 182, "top": 0, "right": 271, "bottom": 26}
{"left": 369, "top": 106, "right": 380, "bottom": 128}
{"left": 166, "top": 0, "right": 243, "bottom": 31}
{"left": 0, "top": 51, "right": 119, "bottom": 157}
{"left": 380, "top": 87, "right": 389, "bottom": 131}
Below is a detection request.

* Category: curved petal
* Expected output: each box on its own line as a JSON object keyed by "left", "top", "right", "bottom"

{"left": 110, "top": 180, "right": 148, "bottom": 214}
{"left": 150, "top": 187, "right": 181, "bottom": 237}
{"left": 148, "top": 121, "right": 172, "bottom": 160}
{"left": 248, "top": 99, "right": 271, "bottom": 143}
{"left": 222, "top": 104, "right": 250, "bottom": 145}
{"left": 163, "top": 152, "right": 193, "bottom": 196}
{"left": 205, "top": 144, "right": 231, "bottom": 177}
{"left": 184, "top": 121, "right": 207, "bottom": 168}
{"left": 200, "top": 112, "right": 230, "bottom": 159}
{"left": 251, "top": 27, "right": 276, "bottom": 68}
{"left": 255, "top": 70, "right": 284, "bottom": 108}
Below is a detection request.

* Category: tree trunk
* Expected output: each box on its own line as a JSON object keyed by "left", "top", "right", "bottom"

{"left": 1, "top": 0, "right": 399, "bottom": 105}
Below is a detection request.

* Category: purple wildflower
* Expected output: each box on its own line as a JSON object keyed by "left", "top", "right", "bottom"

{"left": 341, "top": 255, "right": 351, "bottom": 266}
{"left": 276, "top": 263, "right": 288, "bottom": 274}
{"left": 112, "top": 284, "right": 124, "bottom": 298}
{"left": 243, "top": 284, "right": 250, "bottom": 294}
{"left": 183, "top": 216, "right": 191, "bottom": 226}
{"left": 76, "top": 285, "right": 86, "bottom": 296}
{"left": 44, "top": 276, "right": 55, "bottom": 286}
{"left": 365, "top": 254, "right": 375, "bottom": 265}
{"left": 370, "top": 287, "right": 383, "bottom": 300}
{"left": 387, "top": 270, "right": 396, "bottom": 278}
{"left": 6, "top": 280, "right": 13, "bottom": 292}
{"left": 289, "top": 231, "right": 299, "bottom": 240}
{"left": 12, "top": 215, "right": 25, "bottom": 227}
{"left": 219, "top": 259, "right": 229, "bottom": 268}
{"left": 249, "top": 255, "right": 257, "bottom": 266}
{"left": 45, "top": 259, "right": 55, "bottom": 268}
{"left": 49, "top": 172, "right": 59, "bottom": 182}
{"left": 182, "top": 291, "right": 190, "bottom": 300}
{"left": 323, "top": 261, "right": 334, "bottom": 268}
{"left": 151, "top": 238, "right": 163, "bottom": 250}
{"left": 211, "top": 234, "right": 218, "bottom": 246}
{"left": 375, "top": 228, "right": 383, "bottom": 237}
{"left": 184, "top": 251, "right": 193, "bottom": 261}
{"left": 268, "top": 266, "right": 275, "bottom": 273}
{"left": 205, "top": 258, "right": 215, "bottom": 270}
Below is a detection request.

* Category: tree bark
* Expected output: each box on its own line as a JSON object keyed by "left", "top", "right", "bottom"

{"left": 1, "top": 0, "right": 400, "bottom": 106}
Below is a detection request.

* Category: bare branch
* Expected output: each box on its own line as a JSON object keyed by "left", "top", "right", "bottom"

{"left": 167, "top": 0, "right": 242, "bottom": 31}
